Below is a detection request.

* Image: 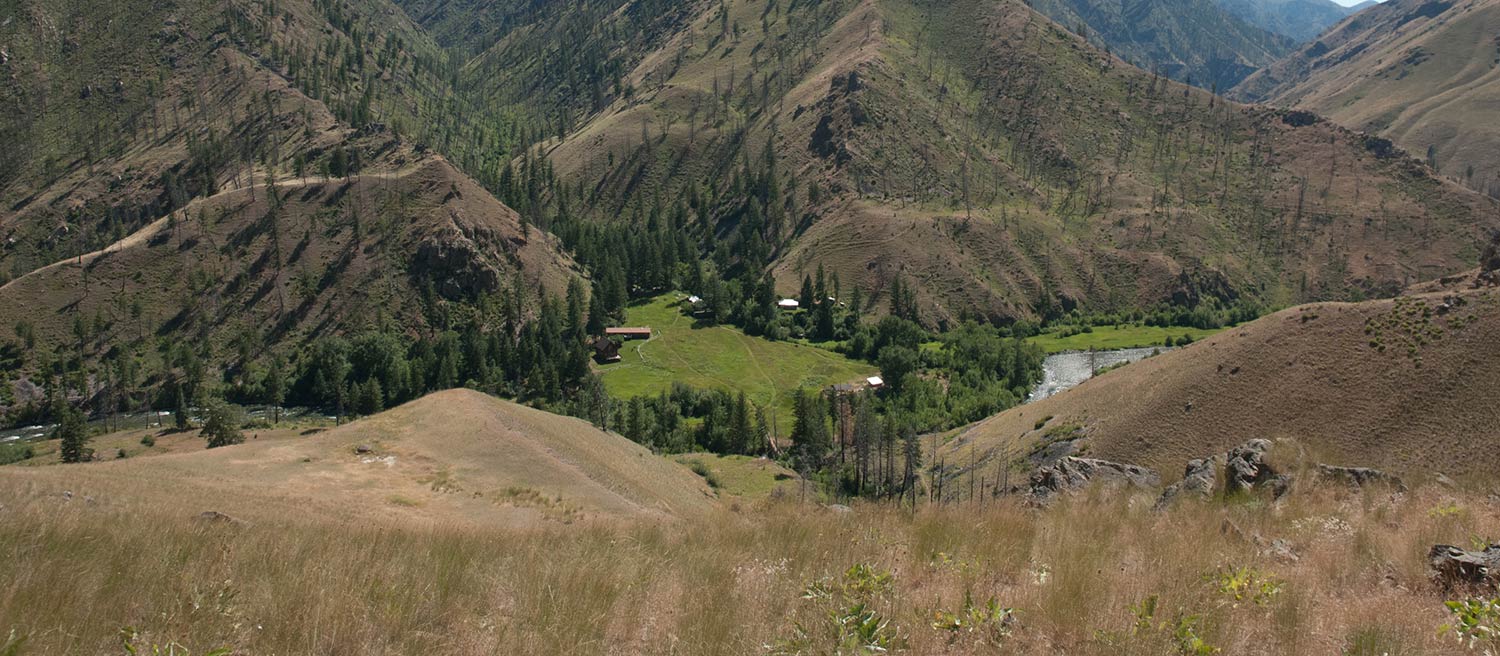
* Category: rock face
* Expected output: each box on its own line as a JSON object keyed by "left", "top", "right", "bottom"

{"left": 1429, "top": 544, "right": 1500, "bottom": 589}
{"left": 1224, "top": 439, "right": 1290, "bottom": 497}
{"left": 1316, "top": 465, "right": 1407, "bottom": 492}
{"left": 1028, "top": 457, "right": 1160, "bottom": 505}
{"left": 1156, "top": 439, "right": 1294, "bottom": 509}
{"left": 1154, "top": 456, "right": 1220, "bottom": 510}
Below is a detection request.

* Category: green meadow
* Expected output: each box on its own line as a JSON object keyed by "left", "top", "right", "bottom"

{"left": 1027, "top": 324, "right": 1230, "bottom": 354}
{"left": 597, "top": 295, "right": 876, "bottom": 436}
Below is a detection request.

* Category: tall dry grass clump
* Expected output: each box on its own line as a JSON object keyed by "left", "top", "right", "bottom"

{"left": 1, "top": 477, "right": 1496, "bottom": 654}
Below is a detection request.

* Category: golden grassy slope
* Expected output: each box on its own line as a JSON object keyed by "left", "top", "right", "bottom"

{"left": 0, "top": 389, "right": 716, "bottom": 527}
{"left": 1234, "top": 0, "right": 1500, "bottom": 197}
{"left": 1, "top": 480, "right": 1495, "bottom": 654}
{"left": 941, "top": 281, "right": 1500, "bottom": 483}
{"left": 0, "top": 154, "right": 577, "bottom": 355}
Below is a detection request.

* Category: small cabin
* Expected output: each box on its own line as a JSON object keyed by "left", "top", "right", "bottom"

{"left": 777, "top": 298, "right": 800, "bottom": 310}
{"left": 866, "top": 376, "right": 885, "bottom": 389}
{"left": 605, "top": 326, "right": 652, "bottom": 340}
{"left": 591, "top": 336, "right": 621, "bottom": 363}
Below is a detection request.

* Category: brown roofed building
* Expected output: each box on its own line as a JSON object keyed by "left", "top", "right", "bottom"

{"left": 605, "top": 327, "right": 652, "bottom": 340}
{"left": 590, "top": 336, "right": 621, "bottom": 363}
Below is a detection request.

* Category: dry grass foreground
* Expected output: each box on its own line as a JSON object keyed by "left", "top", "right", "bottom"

{"left": 0, "top": 390, "right": 715, "bottom": 530}
{"left": 944, "top": 281, "right": 1500, "bottom": 483}
{"left": 1, "top": 478, "right": 1497, "bottom": 654}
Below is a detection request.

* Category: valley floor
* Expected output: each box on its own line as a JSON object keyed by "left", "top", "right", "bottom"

{"left": 1, "top": 480, "right": 1495, "bottom": 654}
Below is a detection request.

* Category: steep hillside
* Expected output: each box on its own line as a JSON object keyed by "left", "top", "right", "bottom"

{"left": 1025, "top": 0, "right": 1294, "bottom": 89}
{"left": 938, "top": 275, "right": 1500, "bottom": 485}
{"left": 0, "top": 0, "right": 519, "bottom": 279}
{"left": 0, "top": 154, "right": 577, "bottom": 359}
{"left": 1233, "top": 0, "right": 1500, "bottom": 197}
{"left": 526, "top": 0, "right": 1498, "bottom": 324}
{"left": 1215, "top": 0, "right": 1358, "bottom": 42}
{"left": 0, "top": 389, "right": 715, "bottom": 525}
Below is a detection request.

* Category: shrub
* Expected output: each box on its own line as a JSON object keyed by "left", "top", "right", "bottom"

{"left": 1441, "top": 597, "right": 1500, "bottom": 651}
{"left": 0, "top": 443, "right": 34, "bottom": 465}
{"left": 771, "top": 565, "right": 904, "bottom": 654}
{"left": 688, "top": 460, "right": 721, "bottom": 489}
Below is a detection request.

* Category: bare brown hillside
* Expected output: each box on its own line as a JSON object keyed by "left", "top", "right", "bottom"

{"left": 539, "top": 0, "right": 1500, "bottom": 324}
{"left": 940, "top": 278, "right": 1500, "bottom": 483}
{"left": 0, "top": 154, "right": 578, "bottom": 355}
{"left": 0, "top": 0, "right": 478, "bottom": 279}
{"left": 0, "top": 389, "right": 716, "bottom": 526}
{"left": 1234, "top": 0, "right": 1500, "bottom": 197}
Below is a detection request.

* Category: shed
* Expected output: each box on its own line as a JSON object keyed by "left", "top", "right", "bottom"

{"left": 777, "top": 298, "right": 800, "bottom": 309}
{"left": 604, "top": 327, "right": 652, "bottom": 340}
{"left": 866, "top": 376, "right": 885, "bottom": 389}
{"left": 590, "top": 337, "right": 621, "bottom": 363}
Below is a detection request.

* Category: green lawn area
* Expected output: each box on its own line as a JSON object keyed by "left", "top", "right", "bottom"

{"left": 672, "top": 453, "right": 800, "bottom": 500}
{"left": 597, "top": 294, "right": 876, "bottom": 436}
{"left": 1027, "top": 324, "right": 1231, "bottom": 354}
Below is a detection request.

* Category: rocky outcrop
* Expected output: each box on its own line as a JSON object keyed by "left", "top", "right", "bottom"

{"left": 413, "top": 225, "right": 505, "bottom": 301}
{"left": 1156, "top": 439, "right": 1294, "bottom": 509}
{"left": 1316, "top": 465, "right": 1407, "bottom": 492}
{"left": 1027, "top": 457, "right": 1160, "bottom": 506}
{"left": 1154, "top": 456, "right": 1219, "bottom": 510}
{"left": 1428, "top": 544, "right": 1500, "bottom": 590}
{"left": 1224, "top": 439, "right": 1291, "bottom": 497}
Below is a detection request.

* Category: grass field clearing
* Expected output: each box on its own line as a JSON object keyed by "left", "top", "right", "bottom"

{"left": 597, "top": 295, "right": 876, "bottom": 436}
{"left": 1028, "top": 324, "right": 1231, "bottom": 354}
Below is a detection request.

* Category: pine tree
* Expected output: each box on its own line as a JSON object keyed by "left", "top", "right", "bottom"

{"left": 173, "top": 383, "right": 191, "bottom": 431}
{"left": 790, "top": 388, "right": 830, "bottom": 474}
{"left": 55, "top": 401, "right": 90, "bottom": 463}
{"left": 265, "top": 354, "right": 288, "bottom": 424}
{"left": 201, "top": 398, "right": 245, "bottom": 448}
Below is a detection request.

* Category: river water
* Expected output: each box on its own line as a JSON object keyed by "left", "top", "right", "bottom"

{"left": 1028, "top": 346, "right": 1169, "bottom": 402}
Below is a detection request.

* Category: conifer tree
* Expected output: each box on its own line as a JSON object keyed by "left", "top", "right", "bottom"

{"left": 55, "top": 400, "right": 90, "bottom": 464}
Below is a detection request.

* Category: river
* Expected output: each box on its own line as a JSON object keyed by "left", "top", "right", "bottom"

{"left": 1028, "top": 346, "right": 1169, "bottom": 402}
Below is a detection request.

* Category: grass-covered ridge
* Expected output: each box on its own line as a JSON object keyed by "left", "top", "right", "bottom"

{"left": 597, "top": 294, "right": 877, "bottom": 435}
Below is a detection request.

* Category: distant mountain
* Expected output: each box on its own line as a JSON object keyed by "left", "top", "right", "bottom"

{"left": 1214, "top": 0, "right": 1358, "bottom": 42}
{"left": 1233, "top": 0, "right": 1500, "bottom": 197}
{"left": 1025, "top": 0, "right": 1295, "bottom": 90}
{"left": 428, "top": 0, "right": 1497, "bottom": 324}
{"left": 0, "top": 0, "right": 579, "bottom": 367}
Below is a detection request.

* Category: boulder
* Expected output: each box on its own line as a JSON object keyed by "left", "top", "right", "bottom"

{"left": 1028, "top": 457, "right": 1160, "bottom": 506}
{"left": 1224, "top": 439, "right": 1290, "bottom": 497}
{"left": 1155, "top": 456, "right": 1219, "bottom": 510}
{"left": 196, "top": 511, "right": 250, "bottom": 527}
{"left": 1428, "top": 544, "right": 1500, "bottom": 590}
{"left": 1316, "top": 465, "right": 1407, "bottom": 492}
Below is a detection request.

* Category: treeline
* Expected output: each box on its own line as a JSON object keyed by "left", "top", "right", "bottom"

{"left": 1042, "top": 297, "right": 1267, "bottom": 336}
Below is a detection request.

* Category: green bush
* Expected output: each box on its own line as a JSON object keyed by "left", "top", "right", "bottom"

{"left": 0, "top": 443, "right": 34, "bottom": 465}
